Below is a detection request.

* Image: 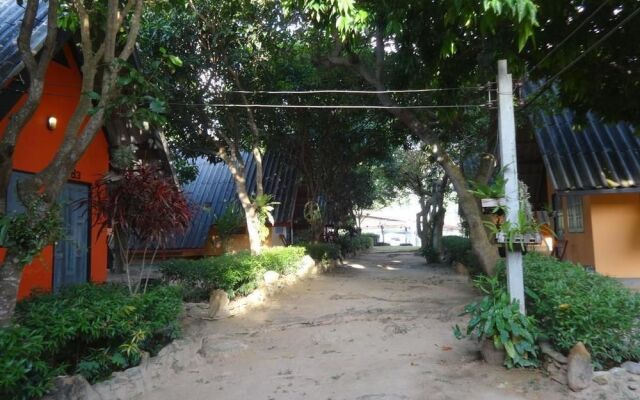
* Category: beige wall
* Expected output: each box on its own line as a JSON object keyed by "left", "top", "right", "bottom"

{"left": 590, "top": 193, "right": 640, "bottom": 278}
{"left": 561, "top": 195, "right": 596, "bottom": 269}
{"left": 204, "top": 227, "right": 286, "bottom": 256}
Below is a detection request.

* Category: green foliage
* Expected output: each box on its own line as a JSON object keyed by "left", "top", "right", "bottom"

{"left": 440, "top": 236, "right": 482, "bottom": 275}
{"left": 257, "top": 247, "right": 307, "bottom": 276}
{"left": 0, "top": 325, "right": 63, "bottom": 399}
{"left": 337, "top": 234, "right": 374, "bottom": 255}
{"left": 0, "top": 197, "right": 63, "bottom": 266}
{"left": 454, "top": 275, "right": 540, "bottom": 368}
{"left": 421, "top": 246, "right": 440, "bottom": 263}
{"left": 516, "top": 253, "right": 640, "bottom": 368}
{"left": 468, "top": 170, "right": 506, "bottom": 200}
{"left": 253, "top": 194, "right": 280, "bottom": 242}
{"left": 360, "top": 233, "right": 379, "bottom": 245}
{"left": 213, "top": 204, "right": 244, "bottom": 253}
{"left": 303, "top": 242, "right": 341, "bottom": 261}
{"left": 0, "top": 285, "right": 182, "bottom": 398}
{"left": 160, "top": 247, "right": 307, "bottom": 301}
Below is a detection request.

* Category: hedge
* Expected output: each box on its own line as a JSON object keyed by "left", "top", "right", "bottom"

{"left": 337, "top": 234, "right": 374, "bottom": 255}
{"left": 1, "top": 284, "right": 182, "bottom": 399}
{"left": 160, "top": 246, "right": 307, "bottom": 301}
{"left": 303, "top": 242, "right": 341, "bottom": 261}
{"left": 501, "top": 253, "right": 640, "bottom": 368}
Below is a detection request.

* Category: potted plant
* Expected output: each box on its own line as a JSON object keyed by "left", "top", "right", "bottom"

{"left": 454, "top": 276, "right": 540, "bottom": 368}
{"left": 469, "top": 169, "right": 507, "bottom": 215}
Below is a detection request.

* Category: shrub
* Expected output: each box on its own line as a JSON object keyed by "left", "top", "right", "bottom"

{"left": 337, "top": 234, "right": 374, "bottom": 255}
{"left": 303, "top": 242, "right": 341, "bottom": 261}
{"left": 517, "top": 253, "right": 640, "bottom": 367}
{"left": 257, "top": 247, "right": 307, "bottom": 275}
{"left": 1, "top": 284, "right": 182, "bottom": 398}
{"left": 360, "top": 233, "right": 379, "bottom": 245}
{"left": 160, "top": 247, "right": 307, "bottom": 301}
{"left": 454, "top": 275, "right": 539, "bottom": 368}
{"left": 440, "top": 236, "right": 481, "bottom": 273}
{"left": 421, "top": 247, "right": 440, "bottom": 263}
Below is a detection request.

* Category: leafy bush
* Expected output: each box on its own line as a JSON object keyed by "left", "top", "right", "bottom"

{"left": 160, "top": 247, "right": 307, "bottom": 301}
{"left": 421, "top": 247, "right": 440, "bottom": 263}
{"left": 440, "top": 235, "right": 481, "bottom": 273}
{"left": 303, "top": 242, "right": 341, "bottom": 261}
{"left": 0, "top": 325, "right": 63, "bottom": 399}
{"left": 337, "top": 234, "right": 374, "bottom": 255}
{"left": 517, "top": 253, "right": 640, "bottom": 367}
{"left": 454, "top": 275, "right": 539, "bottom": 368}
{"left": 257, "top": 247, "right": 307, "bottom": 275}
{"left": 1, "top": 285, "right": 182, "bottom": 398}
{"left": 360, "top": 233, "right": 379, "bottom": 245}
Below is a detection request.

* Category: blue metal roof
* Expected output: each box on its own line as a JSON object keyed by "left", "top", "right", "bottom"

{"left": 531, "top": 109, "right": 639, "bottom": 192}
{"left": 0, "top": 0, "right": 49, "bottom": 86}
{"left": 169, "top": 152, "right": 298, "bottom": 249}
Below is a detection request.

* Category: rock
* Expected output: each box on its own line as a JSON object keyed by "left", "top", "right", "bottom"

{"left": 622, "top": 361, "right": 640, "bottom": 375}
{"left": 629, "top": 384, "right": 638, "bottom": 391}
{"left": 43, "top": 375, "right": 100, "bottom": 400}
{"left": 453, "top": 262, "right": 469, "bottom": 276}
{"left": 592, "top": 372, "right": 609, "bottom": 386}
{"left": 263, "top": 270, "right": 280, "bottom": 284}
{"left": 539, "top": 341, "right": 568, "bottom": 364}
{"left": 480, "top": 338, "right": 505, "bottom": 366}
{"left": 198, "top": 335, "right": 248, "bottom": 359}
{"left": 567, "top": 342, "right": 593, "bottom": 392}
{"left": 208, "top": 289, "right": 231, "bottom": 319}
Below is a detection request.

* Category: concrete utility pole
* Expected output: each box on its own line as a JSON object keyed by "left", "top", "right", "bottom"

{"left": 497, "top": 59, "right": 526, "bottom": 314}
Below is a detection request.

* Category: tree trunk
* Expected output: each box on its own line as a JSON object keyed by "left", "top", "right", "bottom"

{"left": 0, "top": 250, "right": 22, "bottom": 326}
{"left": 439, "top": 155, "right": 498, "bottom": 275}
{"left": 222, "top": 149, "right": 263, "bottom": 256}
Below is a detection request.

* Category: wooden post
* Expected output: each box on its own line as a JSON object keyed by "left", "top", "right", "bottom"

{"left": 497, "top": 59, "right": 526, "bottom": 314}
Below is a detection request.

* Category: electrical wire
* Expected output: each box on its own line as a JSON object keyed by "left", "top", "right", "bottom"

{"left": 4, "top": 87, "right": 489, "bottom": 109}
{"left": 521, "top": 6, "right": 640, "bottom": 111}
{"left": 226, "top": 86, "right": 486, "bottom": 95}
{"left": 168, "top": 103, "right": 488, "bottom": 110}
{"left": 528, "top": 0, "right": 611, "bottom": 75}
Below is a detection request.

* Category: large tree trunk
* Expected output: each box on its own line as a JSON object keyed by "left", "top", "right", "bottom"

{"left": 221, "top": 148, "right": 263, "bottom": 255}
{"left": 439, "top": 155, "right": 498, "bottom": 275}
{"left": 430, "top": 176, "right": 448, "bottom": 254}
{"left": 0, "top": 250, "right": 22, "bottom": 326}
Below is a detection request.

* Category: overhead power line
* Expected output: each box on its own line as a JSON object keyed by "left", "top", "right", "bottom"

{"left": 169, "top": 103, "right": 488, "bottom": 110}
{"left": 522, "top": 6, "right": 640, "bottom": 111}
{"left": 226, "top": 86, "right": 486, "bottom": 95}
{"left": 529, "top": 0, "right": 611, "bottom": 75}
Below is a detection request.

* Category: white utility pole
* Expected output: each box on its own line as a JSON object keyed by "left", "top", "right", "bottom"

{"left": 497, "top": 59, "right": 526, "bottom": 314}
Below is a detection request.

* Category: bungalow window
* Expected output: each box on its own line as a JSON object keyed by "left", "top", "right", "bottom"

{"left": 567, "top": 195, "right": 584, "bottom": 233}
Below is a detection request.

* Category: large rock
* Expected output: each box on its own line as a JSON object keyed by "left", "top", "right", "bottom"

{"left": 480, "top": 338, "right": 505, "bottom": 366}
{"left": 540, "top": 341, "right": 568, "bottom": 364}
{"left": 622, "top": 361, "right": 640, "bottom": 375}
{"left": 567, "top": 342, "right": 593, "bottom": 391}
{"left": 43, "top": 375, "right": 100, "bottom": 400}
{"left": 209, "top": 289, "right": 231, "bottom": 319}
{"left": 263, "top": 270, "right": 280, "bottom": 284}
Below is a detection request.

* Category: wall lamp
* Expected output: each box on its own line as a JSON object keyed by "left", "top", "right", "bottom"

{"left": 47, "top": 116, "right": 57, "bottom": 130}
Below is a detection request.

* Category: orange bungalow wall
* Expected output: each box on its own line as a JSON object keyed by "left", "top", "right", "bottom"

{"left": 0, "top": 44, "right": 110, "bottom": 299}
{"left": 546, "top": 178, "right": 640, "bottom": 278}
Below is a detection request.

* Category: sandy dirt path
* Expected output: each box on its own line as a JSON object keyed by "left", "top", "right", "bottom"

{"left": 139, "top": 249, "right": 569, "bottom": 400}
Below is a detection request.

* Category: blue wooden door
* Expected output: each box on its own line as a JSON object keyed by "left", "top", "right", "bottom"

{"left": 7, "top": 172, "right": 90, "bottom": 292}
{"left": 53, "top": 182, "right": 90, "bottom": 291}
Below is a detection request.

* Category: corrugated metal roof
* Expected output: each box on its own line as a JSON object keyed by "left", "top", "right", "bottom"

{"left": 0, "top": 0, "right": 49, "bottom": 86}
{"left": 531, "top": 109, "right": 639, "bottom": 192}
{"left": 168, "top": 152, "right": 298, "bottom": 249}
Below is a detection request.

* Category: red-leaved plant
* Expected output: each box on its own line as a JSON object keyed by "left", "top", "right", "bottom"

{"left": 92, "top": 164, "right": 192, "bottom": 294}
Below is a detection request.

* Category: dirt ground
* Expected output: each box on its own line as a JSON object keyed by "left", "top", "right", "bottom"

{"left": 139, "top": 248, "right": 572, "bottom": 400}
